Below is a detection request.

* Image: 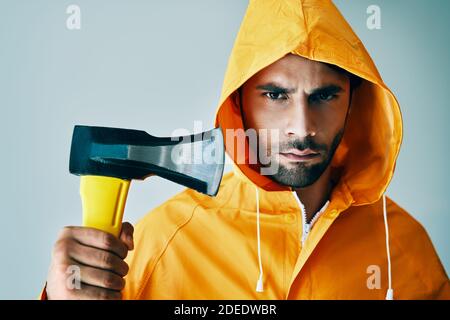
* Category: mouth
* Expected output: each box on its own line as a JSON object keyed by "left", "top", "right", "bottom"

{"left": 279, "top": 149, "right": 320, "bottom": 162}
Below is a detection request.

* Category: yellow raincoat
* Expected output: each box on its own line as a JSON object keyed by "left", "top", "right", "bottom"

{"left": 121, "top": 0, "right": 449, "bottom": 299}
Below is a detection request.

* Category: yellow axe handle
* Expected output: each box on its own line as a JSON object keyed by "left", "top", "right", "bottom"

{"left": 80, "top": 176, "right": 130, "bottom": 237}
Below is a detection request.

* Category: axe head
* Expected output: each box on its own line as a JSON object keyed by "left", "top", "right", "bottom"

{"left": 69, "top": 125, "right": 225, "bottom": 196}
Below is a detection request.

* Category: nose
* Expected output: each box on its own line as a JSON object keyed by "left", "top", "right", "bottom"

{"left": 284, "top": 96, "right": 317, "bottom": 138}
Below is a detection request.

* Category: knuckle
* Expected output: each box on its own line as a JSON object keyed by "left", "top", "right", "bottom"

{"left": 58, "top": 226, "right": 72, "bottom": 239}
{"left": 101, "top": 252, "right": 114, "bottom": 268}
{"left": 103, "top": 273, "right": 114, "bottom": 288}
{"left": 101, "top": 232, "right": 114, "bottom": 249}
{"left": 53, "top": 238, "right": 71, "bottom": 258}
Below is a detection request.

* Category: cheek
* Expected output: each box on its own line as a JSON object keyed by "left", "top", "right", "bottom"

{"left": 245, "top": 108, "right": 284, "bottom": 155}
{"left": 313, "top": 95, "right": 349, "bottom": 127}
{"left": 317, "top": 109, "right": 346, "bottom": 129}
{"left": 314, "top": 105, "right": 348, "bottom": 145}
{"left": 258, "top": 131, "right": 273, "bottom": 153}
{"left": 246, "top": 110, "right": 283, "bottom": 132}
{"left": 242, "top": 96, "right": 285, "bottom": 130}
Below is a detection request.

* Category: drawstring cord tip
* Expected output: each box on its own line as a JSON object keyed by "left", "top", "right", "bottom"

{"left": 385, "top": 288, "right": 394, "bottom": 300}
{"left": 256, "top": 277, "right": 264, "bottom": 292}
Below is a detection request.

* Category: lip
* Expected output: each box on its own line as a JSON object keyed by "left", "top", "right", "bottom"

{"left": 279, "top": 149, "right": 320, "bottom": 162}
{"left": 284, "top": 148, "right": 319, "bottom": 156}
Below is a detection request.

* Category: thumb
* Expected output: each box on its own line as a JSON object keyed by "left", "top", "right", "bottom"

{"left": 119, "top": 222, "right": 134, "bottom": 251}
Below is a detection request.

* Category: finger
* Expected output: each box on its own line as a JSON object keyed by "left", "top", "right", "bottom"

{"left": 68, "top": 243, "right": 129, "bottom": 277}
{"left": 64, "top": 226, "right": 128, "bottom": 259}
{"left": 76, "top": 264, "right": 125, "bottom": 291}
{"left": 71, "top": 282, "right": 122, "bottom": 300}
{"left": 119, "top": 222, "right": 134, "bottom": 251}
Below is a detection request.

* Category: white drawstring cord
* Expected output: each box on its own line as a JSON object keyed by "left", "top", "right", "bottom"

{"left": 255, "top": 186, "right": 264, "bottom": 292}
{"left": 383, "top": 194, "right": 394, "bottom": 300}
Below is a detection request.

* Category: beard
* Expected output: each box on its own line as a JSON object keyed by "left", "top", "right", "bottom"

{"left": 261, "top": 129, "right": 344, "bottom": 188}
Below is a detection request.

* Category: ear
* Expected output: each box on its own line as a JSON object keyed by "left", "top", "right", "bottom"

{"left": 231, "top": 88, "right": 241, "bottom": 111}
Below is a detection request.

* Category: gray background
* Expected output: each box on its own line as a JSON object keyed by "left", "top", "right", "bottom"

{"left": 0, "top": 0, "right": 448, "bottom": 299}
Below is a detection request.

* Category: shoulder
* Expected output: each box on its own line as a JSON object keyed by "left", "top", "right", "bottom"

{"left": 384, "top": 197, "right": 427, "bottom": 239}
{"left": 381, "top": 197, "right": 449, "bottom": 299}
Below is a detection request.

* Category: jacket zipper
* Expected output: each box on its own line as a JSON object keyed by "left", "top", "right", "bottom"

{"left": 293, "top": 192, "right": 329, "bottom": 246}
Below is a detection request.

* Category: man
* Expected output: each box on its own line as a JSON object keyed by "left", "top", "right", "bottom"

{"left": 44, "top": 0, "right": 449, "bottom": 299}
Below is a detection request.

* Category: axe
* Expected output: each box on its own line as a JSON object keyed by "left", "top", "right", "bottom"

{"left": 69, "top": 125, "right": 225, "bottom": 237}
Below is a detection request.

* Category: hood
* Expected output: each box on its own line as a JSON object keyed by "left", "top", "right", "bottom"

{"left": 214, "top": 0, "right": 403, "bottom": 206}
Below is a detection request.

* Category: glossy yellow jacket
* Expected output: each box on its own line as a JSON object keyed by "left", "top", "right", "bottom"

{"left": 121, "top": 0, "right": 449, "bottom": 299}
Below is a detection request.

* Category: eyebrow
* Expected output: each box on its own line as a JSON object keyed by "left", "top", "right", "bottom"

{"left": 255, "top": 83, "right": 344, "bottom": 95}
{"left": 256, "top": 83, "right": 297, "bottom": 94}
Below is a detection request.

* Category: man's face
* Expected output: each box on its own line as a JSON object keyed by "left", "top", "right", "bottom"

{"left": 237, "top": 54, "right": 351, "bottom": 188}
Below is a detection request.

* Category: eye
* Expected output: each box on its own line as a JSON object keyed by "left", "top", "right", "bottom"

{"left": 310, "top": 92, "right": 337, "bottom": 103}
{"left": 263, "top": 92, "right": 288, "bottom": 101}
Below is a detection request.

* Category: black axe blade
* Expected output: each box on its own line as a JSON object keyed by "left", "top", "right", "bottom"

{"left": 69, "top": 125, "right": 225, "bottom": 196}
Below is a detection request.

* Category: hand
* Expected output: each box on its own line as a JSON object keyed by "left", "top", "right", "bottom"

{"left": 45, "top": 222, "right": 134, "bottom": 300}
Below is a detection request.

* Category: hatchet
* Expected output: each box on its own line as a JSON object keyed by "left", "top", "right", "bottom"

{"left": 69, "top": 125, "right": 225, "bottom": 237}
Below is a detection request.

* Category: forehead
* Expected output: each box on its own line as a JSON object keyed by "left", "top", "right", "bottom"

{"left": 246, "top": 53, "right": 348, "bottom": 85}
